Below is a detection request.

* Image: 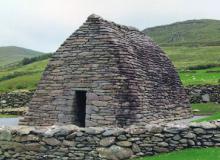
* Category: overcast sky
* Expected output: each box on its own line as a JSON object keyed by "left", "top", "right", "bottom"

{"left": 0, "top": 0, "right": 219, "bottom": 52}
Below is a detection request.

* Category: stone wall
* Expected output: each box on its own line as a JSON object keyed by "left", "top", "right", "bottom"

{"left": 185, "top": 85, "right": 220, "bottom": 103}
{"left": 0, "top": 91, "right": 33, "bottom": 109}
{"left": 1, "top": 122, "right": 220, "bottom": 159}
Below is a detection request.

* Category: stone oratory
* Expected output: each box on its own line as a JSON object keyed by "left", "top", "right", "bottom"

{"left": 20, "top": 14, "right": 192, "bottom": 127}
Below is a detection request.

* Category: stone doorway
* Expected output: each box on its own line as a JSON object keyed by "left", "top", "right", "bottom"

{"left": 75, "top": 91, "right": 86, "bottom": 127}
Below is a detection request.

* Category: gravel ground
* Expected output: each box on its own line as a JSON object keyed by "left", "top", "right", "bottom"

{"left": 0, "top": 116, "right": 208, "bottom": 127}
{"left": 0, "top": 117, "right": 20, "bottom": 126}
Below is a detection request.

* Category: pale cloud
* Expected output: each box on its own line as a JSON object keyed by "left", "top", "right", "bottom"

{"left": 0, "top": 0, "right": 219, "bottom": 52}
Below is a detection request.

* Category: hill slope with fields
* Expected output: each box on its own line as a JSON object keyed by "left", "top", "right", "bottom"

{"left": 143, "top": 19, "right": 220, "bottom": 46}
{"left": 0, "top": 46, "right": 45, "bottom": 67}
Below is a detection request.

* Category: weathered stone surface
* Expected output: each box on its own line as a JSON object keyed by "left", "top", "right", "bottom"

{"left": 44, "top": 125, "right": 78, "bottom": 137}
{"left": 102, "top": 129, "right": 124, "bottom": 136}
{"left": 202, "top": 94, "right": 210, "bottom": 102}
{"left": 199, "top": 122, "right": 217, "bottom": 129}
{"left": 43, "top": 138, "right": 61, "bottom": 146}
{"left": 97, "top": 145, "right": 133, "bottom": 160}
{"left": 116, "top": 141, "right": 132, "bottom": 147}
{"left": 183, "top": 132, "right": 196, "bottom": 139}
{"left": 0, "top": 91, "right": 33, "bottom": 109}
{"left": 185, "top": 85, "right": 220, "bottom": 103}
{"left": 16, "top": 126, "right": 35, "bottom": 135}
{"left": 132, "top": 143, "right": 141, "bottom": 153}
{"left": 24, "top": 143, "right": 47, "bottom": 152}
{"left": 63, "top": 140, "right": 75, "bottom": 146}
{"left": 100, "top": 137, "right": 115, "bottom": 147}
{"left": 0, "top": 129, "right": 11, "bottom": 141}
{"left": 17, "top": 134, "right": 39, "bottom": 142}
{"left": 193, "top": 128, "right": 206, "bottom": 134}
{"left": 157, "top": 142, "right": 169, "bottom": 147}
{"left": 84, "top": 127, "right": 104, "bottom": 135}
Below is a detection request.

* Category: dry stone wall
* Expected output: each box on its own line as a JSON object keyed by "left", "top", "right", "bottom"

{"left": 0, "top": 91, "right": 33, "bottom": 109}
{"left": 1, "top": 122, "right": 220, "bottom": 159}
{"left": 185, "top": 85, "right": 220, "bottom": 103}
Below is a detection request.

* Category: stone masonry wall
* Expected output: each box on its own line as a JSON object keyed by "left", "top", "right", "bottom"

{"left": 1, "top": 122, "right": 220, "bottom": 159}
{"left": 185, "top": 85, "right": 220, "bottom": 103}
{"left": 0, "top": 91, "right": 33, "bottom": 109}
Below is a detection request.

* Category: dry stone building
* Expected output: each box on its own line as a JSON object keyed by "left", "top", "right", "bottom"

{"left": 20, "top": 14, "right": 192, "bottom": 127}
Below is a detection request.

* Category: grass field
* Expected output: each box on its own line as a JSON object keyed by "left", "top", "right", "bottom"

{"left": 191, "top": 103, "right": 220, "bottom": 122}
{"left": 194, "top": 113, "right": 220, "bottom": 122}
{"left": 0, "top": 114, "right": 18, "bottom": 118}
{"left": 143, "top": 19, "right": 220, "bottom": 47}
{"left": 192, "top": 103, "right": 220, "bottom": 115}
{"left": 0, "top": 59, "right": 48, "bottom": 92}
{"left": 179, "top": 66, "right": 220, "bottom": 86}
{"left": 134, "top": 148, "right": 220, "bottom": 160}
{"left": 163, "top": 46, "right": 220, "bottom": 69}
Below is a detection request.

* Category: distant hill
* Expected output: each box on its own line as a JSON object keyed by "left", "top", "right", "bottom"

{"left": 143, "top": 19, "right": 220, "bottom": 46}
{"left": 0, "top": 46, "right": 45, "bottom": 67}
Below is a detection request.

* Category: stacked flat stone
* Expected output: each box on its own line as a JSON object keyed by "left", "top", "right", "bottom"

{"left": 185, "top": 85, "right": 220, "bottom": 103}
{"left": 1, "top": 122, "right": 220, "bottom": 159}
{"left": 20, "top": 14, "right": 191, "bottom": 127}
{"left": 0, "top": 91, "right": 33, "bottom": 108}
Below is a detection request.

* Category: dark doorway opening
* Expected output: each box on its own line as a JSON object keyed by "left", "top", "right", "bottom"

{"left": 75, "top": 91, "right": 86, "bottom": 127}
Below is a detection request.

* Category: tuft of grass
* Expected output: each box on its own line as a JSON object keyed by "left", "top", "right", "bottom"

{"left": 192, "top": 103, "right": 220, "bottom": 115}
{"left": 134, "top": 148, "right": 220, "bottom": 160}
{"left": 193, "top": 113, "right": 220, "bottom": 122}
{"left": 0, "top": 114, "right": 18, "bottom": 118}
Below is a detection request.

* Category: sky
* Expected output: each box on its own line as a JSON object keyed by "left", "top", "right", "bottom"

{"left": 0, "top": 0, "right": 219, "bottom": 52}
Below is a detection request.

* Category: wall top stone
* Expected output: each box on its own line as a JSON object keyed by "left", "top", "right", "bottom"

{"left": 1, "top": 121, "right": 220, "bottom": 159}
{"left": 2, "top": 121, "right": 220, "bottom": 136}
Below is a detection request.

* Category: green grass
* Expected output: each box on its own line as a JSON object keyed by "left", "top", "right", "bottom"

{"left": 0, "top": 114, "right": 18, "bottom": 118}
{"left": 143, "top": 19, "right": 220, "bottom": 47}
{"left": 191, "top": 103, "right": 220, "bottom": 122}
{"left": 193, "top": 113, "right": 220, "bottom": 122}
{"left": 192, "top": 103, "right": 220, "bottom": 115}
{"left": 179, "top": 66, "right": 220, "bottom": 86}
{"left": 0, "top": 59, "right": 48, "bottom": 92}
{"left": 163, "top": 46, "right": 220, "bottom": 69}
{"left": 0, "top": 46, "right": 45, "bottom": 67}
{"left": 134, "top": 148, "right": 220, "bottom": 160}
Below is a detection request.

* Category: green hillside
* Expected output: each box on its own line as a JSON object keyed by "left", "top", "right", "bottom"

{"left": 143, "top": 19, "right": 220, "bottom": 46}
{"left": 163, "top": 46, "right": 220, "bottom": 69}
{"left": 0, "top": 59, "right": 48, "bottom": 92}
{"left": 0, "top": 46, "right": 45, "bottom": 67}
